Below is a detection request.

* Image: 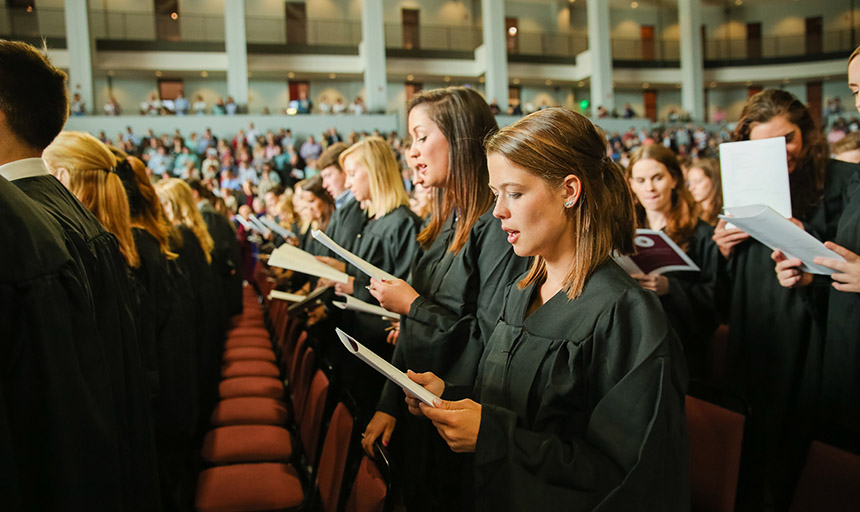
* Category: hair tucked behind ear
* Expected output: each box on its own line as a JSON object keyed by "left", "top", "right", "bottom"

{"left": 43, "top": 131, "right": 140, "bottom": 267}
{"left": 486, "top": 108, "right": 635, "bottom": 300}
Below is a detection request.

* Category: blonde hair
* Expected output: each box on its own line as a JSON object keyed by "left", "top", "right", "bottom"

{"left": 156, "top": 178, "right": 215, "bottom": 264}
{"left": 43, "top": 131, "right": 140, "bottom": 267}
{"left": 275, "top": 189, "right": 296, "bottom": 228}
{"left": 339, "top": 137, "right": 409, "bottom": 218}
{"left": 849, "top": 44, "right": 860, "bottom": 66}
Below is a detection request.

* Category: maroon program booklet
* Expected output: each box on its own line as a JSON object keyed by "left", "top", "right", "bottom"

{"left": 614, "top": 229, "right": 700, "bottom": 275}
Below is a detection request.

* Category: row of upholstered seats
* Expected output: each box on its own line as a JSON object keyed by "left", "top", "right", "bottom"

{"left": 193, "top": 277, "right": 391, "bottom": 512}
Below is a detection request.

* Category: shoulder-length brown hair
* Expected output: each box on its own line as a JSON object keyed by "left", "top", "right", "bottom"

{"left": 43, "top": 131, "right": 140, "bottom": 268}
{"left": 733, "top": 89, "right": 828, "bottom": 220}
{"left": 117, "top": 151, "right": 176, "bottom": 260}
{"left": 485, "top": 108, "right": 635, "bottom": 300}
{"left": 408, "top": 87, "right": 498, "bottom": 253}
{"left": 689, "top": 158, "right": 723, "bottom": 226}
{"left": 627, "top": 144, "right": 700, "bottom": 251}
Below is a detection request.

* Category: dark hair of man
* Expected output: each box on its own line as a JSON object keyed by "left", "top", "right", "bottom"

{"left": 486, "top": 108, "right": 635, "bottom": 300}
{"left": 733, "top": 89, "right": 828, "bottom": 220}
{"left": 626, "top": 144, "right": 700, "bottom": 251}
{"left": 407, "top": 87, "right": 499, "bottom": 253}
{"left": 0, "top": 40, "right": 69, "bottom": 149}
{"left": 317, "top": 142, "right": 349, "bottom": 172}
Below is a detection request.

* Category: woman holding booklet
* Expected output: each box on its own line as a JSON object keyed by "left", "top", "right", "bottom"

{"left": 402, "top": 108, "right": 689, "bottom": 511}
{"left": 712, "top": 89, "right": 859, "bottom": 509}
{"left": 626, "top": 144, "right": 721, "bottom": 378}
{"left": 773, "top": 45, "right": 860, "bottom": 453}
{"left": 363, "top": 87, "right": 528, "bottom": 512}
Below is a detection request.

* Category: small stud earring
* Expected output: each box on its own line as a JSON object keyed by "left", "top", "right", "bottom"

{"left": 564, "top": 200, "right": 574, "bottom": 208}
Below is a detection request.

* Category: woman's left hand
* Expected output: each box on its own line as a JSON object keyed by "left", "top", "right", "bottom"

{"left": 367, "top": 278, "right": 419, "bottom": 315}
{"left": 420, "top": 398, "right": 482, "bottom": 453}
{"left": 334, "top": 276, "right": 354, "bottom": 295}
{"left": 815, "top": 242, "right": 860, "bottom": 293}
{"left": 631, "top": 273, "right": 670, "bottom": 296}
{"left": 315, "top": 255, "right": 346, "bottom": 272}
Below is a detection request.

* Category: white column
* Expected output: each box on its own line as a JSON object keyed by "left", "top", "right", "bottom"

{"left": 679, "top": 0, "right": 705, "bottom": 121}
{"left": 586, "top": 0, "right": 613, "bottom": 115}
{"left": 481, "top": 0, "right": 508, "bottom": 112}
{"left": 225, "top": 0, "right": 249, "bottom": 110}
{"left": 361, "top": 0, "right": 387, "bottom": 113}
{"left": 64, "top": 0, "right": 94, "bottom": 114}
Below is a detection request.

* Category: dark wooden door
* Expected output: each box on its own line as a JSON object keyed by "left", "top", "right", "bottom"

{"left": 805, "top": 16, "right": 822, "bottom": 55}
{"left": 506, "top": 17, "right": 518, "bottom": 53}
{"left": 807, "top": 81, "right": 822, "bottom": 129}
{"left": 402, "top": 8, "right": 419, "bottom": 50}
{"left": 747, "top": 22, "right": 762, "bottom": 59}
{"left": 641, "top": 25, "right": 655, "bottom": 61}
{"left": 154, "top": 0, "right": 180, "bottom": 41}
{"left": 286, "top": 2, "right": 307, "bottom": 45}
{"left": 643, "top": 90, "right": 657, "bottom": 122}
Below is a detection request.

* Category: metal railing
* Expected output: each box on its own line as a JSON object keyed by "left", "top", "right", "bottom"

{"left": 384, "top": 23, "right": 481, "bottom": 52}
{"left": 611, "top": 37, "right": 680, "bottom": 61}
{"left": 89, "top": 10, "right": 225, "bottom": 42}
{"left": 509, "top": 30, "right": 588, "bottom": 58}
{"left": 704, "top": 29, "right": 856, "bottom": 61}
{"left": 244, "top": 17, "right": 361, "bottom": 46}
{"left": 0, "top": 6, "right": 66, "bottom": 38}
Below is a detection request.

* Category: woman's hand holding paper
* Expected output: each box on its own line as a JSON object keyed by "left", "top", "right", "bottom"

{"left": 368, "top": 278, "right": 419, "bottom": 315}
{"left": 631, "top": 273, "right": 670, "bottom": 296}
{"left": 815, "top": 242, "right": 860, "bottom": 293}
{"left": 315, "top": 255, "right": 346, "bottom": 272}
{"left": 771, "top": 250, "right": 813, "bottom": 288}
{"left": 403, "top": 370, "right": 444, "bottom": 417}
{"left": 713, "top": 219, "right": 750, "bottom": 259}
{"left": 419, "top": 397, "right": 481, "bottom": 453}
{"left": 334, "top": 276, "right": 354, "bottom": 295}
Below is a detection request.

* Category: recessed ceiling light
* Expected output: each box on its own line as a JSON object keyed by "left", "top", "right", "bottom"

{"left": 201, "top": 71, "right": 208, "bottom": 78}
{"left": 329, "top": 73, "right": 336, "bottom": 79}
{"left": 155, "top": 71, "right": 163, "bottom": 77}
{"left": 478, "top": 76, "right": 485, "bottom": 83}
{"left": 444, "top": 76, "right": 451, "bottom": 82}
{"left": 578, "top": 81, "right": 585, "bottom": 87}
{"left": 512, "top": 78, "right": 520, "bottom": 85}
{"left": 642, "top": 82, "right": 650, "bottom": 89}
{"left": 507, "top": 27, "right": 518, "bottom": 36}
{"left": 407, "top": 74, "right": 414, "bottom": 81}
{"left": 631, "top": 1, "right": 639, "bottom": 8}
{"left": 545, "top": 79, "right": 553, "bottom": 86}
{"left": 287, "top": 72, "right": 295, "bottom": 79}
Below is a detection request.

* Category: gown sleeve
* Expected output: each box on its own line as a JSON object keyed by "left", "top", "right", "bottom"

{"left": 473, "top": 290, "right": 689, "bottom": 512}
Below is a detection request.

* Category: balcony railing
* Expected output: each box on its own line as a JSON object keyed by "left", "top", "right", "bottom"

{"left": 508, "top": 30, "right": 587, "bottom": 59}
{"left": 89, "top": 10, "right": 225, "bottom": 43}
{"left": 244, "top": 17, "right": 361, "bottom": 47}
{"left": 704, "top": 29, "right": 856, "bottom": 61}
{"left": 612, "top": 37, "right": 680, "bottom": 62}
{"left": 0, "top": 6, "right": 66, "bottom": 38}
{"left": 385, "top": 23, "right": 481, "bottom": 52}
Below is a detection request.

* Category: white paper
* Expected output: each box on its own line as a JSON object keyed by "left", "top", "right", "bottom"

{"left": 287, "top": 285, "right": 333, "bottom": 313}
{"left": 234, "top": 215, "right": 255, "bottom": 231}
{"left": 248, "top": 214, "right": 271, "bottom": 237}
{"left": 311, "top": 229, "right": 396, "bottom": 281}
{"left": 719, "top": 137, "right": 792, "bottom": 219}
{"left": 257, "top": 216, "right": 296, "bottom": 240}
{"left": 267, "top": 290, "right": 305, "bottom": 302}
{"left": 268, "top": 243, "right": 349, "bottom": 283}
{"left": 719, "top": 205, "right": 844, "bottom": 275}
{"left": 336, "top": 328, "right": 438, "bottom": 407}
{"left": 332, "top": 292, "right": 399, "bottom": 320}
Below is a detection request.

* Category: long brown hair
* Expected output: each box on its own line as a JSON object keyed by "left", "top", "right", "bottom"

{"left": 43, "top": 131, "right": 140, "bottom": 267}
{"left": 155, "top": 178, "right": 215, "bottom": 264}
{"left": 627, "top": 144, "right": 700, "bottom": 251}
{"left": 733, "top": 89, "right": 828, "bottom": 220}
{"left": 300, "top": 175, "right": 335, "bottom": 232}
{"left": 409, "top": 87, "right": 498, "bottom": 253}
{"left": 486, "top": 108, "right": 635, "bottom": 300}
{"left": 689, "top": 158, "right": 723, "bottom": 226}
{"left": 117, "top": 151, "right": 176, "bottom": 259}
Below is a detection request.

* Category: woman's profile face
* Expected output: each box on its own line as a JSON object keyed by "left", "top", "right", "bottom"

{"left": 488, "top": 152, "right": 574, "bottom": 260}
{"left": 408, "top": 105, "right": 450, "bottom": 188}
{"left": 686, "top": 167, "right": 713, "bottom": 204}
{"left": 629, "top": 158, "right": 677, "bottom": 215}
{"left": 343, "top": 153, "right": 371, "bottom": 203}
{"left": 849, "top": 55, "right": 860, "bottom": 113}
{"left": 749, "top": 114, "right": 803, "bottom": 173}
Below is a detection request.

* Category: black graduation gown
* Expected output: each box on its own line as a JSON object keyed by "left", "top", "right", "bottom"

{"left": 323, "top": 195, "right": 366, "bottom": 256}
{"left": 11, "top": 173, "right": 160, "bottom": 511}
{"left": 199, "top": 201, "right": 243, "bottom": 317}
{"left": 334, "top": 205, "right": 422, "bottom": 412}
{"left": 819, "top": 166, "right": 860, "bottom": 449}
{"left": 376, "top": 207, "right": 529, "bottom": 512}
{"left": 0, "top": 176, "right": 126, "bottom": 511}
{"left": 660, "top": 221, "right": 721, "bottom": 379}
{"left": 172, "top": 225, "right": 222, "bottom": 431}
{"left": 453, "top": 262, "right": 689, "bottom": 512}
{"left": 720, "top": 159, "right": 859, "bottom": 508}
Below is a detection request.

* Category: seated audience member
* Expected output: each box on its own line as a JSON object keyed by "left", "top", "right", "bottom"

{"left": 831, "top": 130, "right": 860, "bottom": 163}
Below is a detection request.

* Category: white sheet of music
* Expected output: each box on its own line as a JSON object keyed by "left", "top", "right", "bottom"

{"left": 332, "top": 292, "right": 399, "bottom": 321}
{"left": 268, "top": 243, "right": 349, "bottom": 283}
{"left": 311, "top": 229, "right": 397, "bottom": 281}
{"left": 720, "top": 137, "right": 792, "bottom": 218}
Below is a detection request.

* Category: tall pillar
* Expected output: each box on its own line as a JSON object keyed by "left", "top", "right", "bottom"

{"left": 64, "top": 0, "right": 94, "bottom": 114}
{"left": 679, "top": 0, "right": 705, "bottom": 121}
{"left": 480, "top": 0, "right": 508, "bottom": 112}
{"left": 225, "top": 0, "right": 249, "bottom": 110}
{"left": 361, "top": 0, "right": 387, "bottom": 113}
{"left": 586, "top": 0, "right": 613, "bottom": 115}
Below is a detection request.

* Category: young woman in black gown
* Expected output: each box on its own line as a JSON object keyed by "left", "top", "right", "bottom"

{"left": 713, "top": 89, "right": 859, "bottom": 508}
{"left": 404, "top": 107, "right": 690, "bottom": 511}
{"left": 364, "top": 87, "right": 529, "bottom": 511}
{"left": 626, "top": 144, "right": 720, "bottom": 378}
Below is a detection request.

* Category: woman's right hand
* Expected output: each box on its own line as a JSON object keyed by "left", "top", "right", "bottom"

{"left": 771, "top": 249, "right": 813, "bottom": 288}
{"left": 713, "top": 219, "right": 750, "bottom": 259}
{"left": 362, "top": 411, "right": 396, "bottom": 456}
{"left": 404, "top": 370, "right": 445, "bottom": 417}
